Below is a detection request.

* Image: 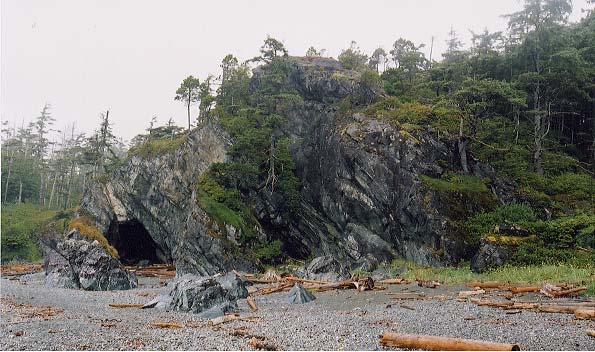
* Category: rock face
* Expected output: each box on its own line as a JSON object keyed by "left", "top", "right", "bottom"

{"left": 304, "top": 256, "right": 350, "bottom": 282}
{"left": 82, "top": 56, "right": 507, "bottom": 275}
{"left": 470, "top": 239, "right": 512, "bottom": 273}
{"left": 44, "top": 230, "right": 137, "bottom": 290}
{"left": 167, "top": 274, "right": 245, "bottom": 318}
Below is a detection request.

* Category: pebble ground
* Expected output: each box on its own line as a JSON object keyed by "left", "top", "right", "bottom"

{"left": 1, "top": 273, "right": 594, "bottom": 350}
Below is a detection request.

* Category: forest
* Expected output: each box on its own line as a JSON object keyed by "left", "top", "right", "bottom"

{"left": 1, "top": 0, "right": 594, "bottom": 268}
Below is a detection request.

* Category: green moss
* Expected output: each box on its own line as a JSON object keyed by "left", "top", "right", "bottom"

{"left": 421, "top": 174, "right": 490, "bottom": 193}
{"left": 128, "top": 134, "right": 186, "bottom": 159}
{"left": 68, "top": 217, "right": 118, "bottom": 258}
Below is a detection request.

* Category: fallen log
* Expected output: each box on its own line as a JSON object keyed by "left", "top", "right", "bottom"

{"left": 387, "top": 292, "right": 427, "bottom": 300}
{"left": 108, "top": 303, "right": 144, "bottom": 308}
{"left": 509, "top": 286, "right": 539, "bottom": 294}
{"left": 574, "top": 309, "right": 595, "bottom": 320}
{"left": 553, "top": 286, "right": 587, "bottom": 297}
{"left": 466, "top": 282, "right": 507, "bottom": 289}
{"left": 380, "top": 332, "right": 520, "bottom": 351}
{"left": 247, "top": 295, "right": 258, "bottom": 312}
{"left": 586, "top": 329, "right": 595, "bottom": 337}
{"left": 470, "top": 299, "right": 514, "bottom": 308}
{"left": 209, "top": 314, "right": 241, "bottom": 326}
{"left": 150, "top": 321, "right": 183, "bottom": 328}
{"left": 284, "top": 276, "right": 330, "bottom": 285}
{"left": 459, "top": 290, "right": 486, "bottom": 298}
{"left": 537, "top": 305, "right": 579, "bottom": 314}
{"left": 378, "top": 278, "right": 408, "bottom": 285}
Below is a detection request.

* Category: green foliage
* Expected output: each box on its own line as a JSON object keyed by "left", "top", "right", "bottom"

{"left": 421, "top": 173, "right": 490, "bottom": 193}
{"left": 254, "top": 240, "right": 283, "bottom": 264}
{"left": 464, "top": 204, "right": 537, "bottom": 244}
{"left": 512, "top": 242, "right": 595, "bottom": 266}
{"left": 390, "top": 258, "right": 594, "bottom": 295}
{"left": 533, "top": 214, "right": 595, "bottom": 249}
{"left": 1, "top": 204, "right": 57, "bottom": 262}
{"left": 128, "top": 134, "right": 186, "bottom": 159}
{"left": 338, "top": 41, "right": 368, "bottom": 71}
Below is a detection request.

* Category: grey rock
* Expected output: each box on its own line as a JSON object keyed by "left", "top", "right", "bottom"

{"left": 142, "top": 294, "right": 171, "bottom": 310}
{"left": 304, "top": 256, "right": 350, "bottom": 282}
{"left": 470, "top": 240, "right": 512, "bottom": 273}
{"left": 167, "top": 275, "right": 238, "bottom": 318}
{"left": 287, "top": 283, "right": 316, "bottom": 304}
{"left": 213, "top": 272, "right": 249, "bottom": 300}
{"left": 43, "top": 231, "right": 137, "bottom": 290}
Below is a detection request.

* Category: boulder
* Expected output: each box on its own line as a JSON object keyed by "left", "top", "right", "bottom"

{"left": 304, "top": 256, "right": 350, "bottom": 282}
{"left": 213, "top": 272, "right": 249, "bottom": 300}
{"left": 43, "top": 231, "right": 137, "bottom": 290}
{"left": 287, "top": 283, "right": 316, "bottom": 304}
{"left": 167, "top": 275, "right": 242, "bottom": 318}
{"left": 470, "top": 240, "right": 512, "bottom": 273}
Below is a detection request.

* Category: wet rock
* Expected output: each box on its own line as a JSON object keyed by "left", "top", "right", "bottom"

{"left": 287, "top": 283, "right": 316, "bottom": 304}
{"left": 167, "top": 275, "right": 241, "bottom": 318}
{"left": 304, "top": 256, "right": 350, "bottom": 282}
{"left": 43, "top": 231, "right": 137, "bottom": 290}
{"left": 470, "top": 240, "right": 512, "bottom": 273}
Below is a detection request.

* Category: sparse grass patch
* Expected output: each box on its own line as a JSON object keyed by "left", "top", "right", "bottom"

{"left": 389, "top": 258, "right": 595, "bottom": 295}
{"left": 128, "top": 134, "right": 186, "bottom": 159}
{"left": 421, "top": 174, "right": 490, "bottom": 193}
{"left": 68, "top": 217, "right": 118, "bottom": 258}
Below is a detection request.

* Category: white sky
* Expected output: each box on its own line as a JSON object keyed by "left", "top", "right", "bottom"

{"left": 1, "top": 0, "right": 591, "bottom": 142}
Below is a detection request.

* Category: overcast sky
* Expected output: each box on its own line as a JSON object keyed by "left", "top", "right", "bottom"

{"left": 1, "top": 0, "right": 591, "bottom": 142}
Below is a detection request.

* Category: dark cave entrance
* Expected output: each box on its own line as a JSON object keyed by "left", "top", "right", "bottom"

{"left": 107, "top": 219, "right": 167, "bottom": 266}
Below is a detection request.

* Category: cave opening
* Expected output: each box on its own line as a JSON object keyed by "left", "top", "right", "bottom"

{"left": 107, "top": 219, "right": 167, "bottom": 266}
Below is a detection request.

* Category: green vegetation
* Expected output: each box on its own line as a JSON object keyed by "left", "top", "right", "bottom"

{"left": 0, "top": 204, "right": 57, "bottom": 262}
{"left": 67, "top": 216, "right": 118, "bottom": 258}
{"left": 421, "top": 174, "right": 490, "bottom": 193}
{"left": 390, "top": 258, "right": 595, "bottom": 295}
{"left": 128, "top": 133, "right": 186, "bottom": 159}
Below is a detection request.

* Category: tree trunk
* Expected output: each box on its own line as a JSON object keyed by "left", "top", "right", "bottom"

{"left": 458, "top": 113, "right": 469, "bottom": 173}
{"left": 17, "top": 178, "right": 23, "bottom": 204}
{"left": 3, "top": 148, "right": 14, "bottom": 203}
{"left": 48, "top": 171, "right": 58, "bottom": 209}
{"left": 187, "top": 90, "right": 191, "bottom": 131}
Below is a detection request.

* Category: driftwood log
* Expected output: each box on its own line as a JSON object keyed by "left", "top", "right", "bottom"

{"left": 380, "top": 332, "right": 520, "bottom": 351}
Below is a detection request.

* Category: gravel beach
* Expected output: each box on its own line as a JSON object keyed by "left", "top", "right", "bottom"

{"left": 1, "top": 273, "right": 594, "bottom": 351}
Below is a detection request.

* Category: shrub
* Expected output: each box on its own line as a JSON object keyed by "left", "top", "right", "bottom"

{"left": 464, "top": 203, "right": 537, "bottom": 245}
{"left": 421, "top": 173, "right": 490, "bottom": 193}
{"left": 254, "top": 240, "right": 282, "bottom": 264}
{"left": 1, "top": 204, "right": 57, "bottom": 263}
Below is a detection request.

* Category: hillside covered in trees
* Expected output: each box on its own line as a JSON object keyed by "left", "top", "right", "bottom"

{"left": 2, "top": 0, "right": 594, "bottom": 274}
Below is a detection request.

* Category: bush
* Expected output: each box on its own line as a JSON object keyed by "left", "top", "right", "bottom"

{"left": 1, "top": 204, "right": 57, "bottom": 263}
{"left": 254, "top": 240, "right": 282, "bottom": 264}
{"left": 534, "top": 214, "right": 595, "bottom": 249}
{"left": 464, "top": 203, "right": 537, "bottom": 245}
{"left": 512, "top": 242, "right": 595, "bottom": 266}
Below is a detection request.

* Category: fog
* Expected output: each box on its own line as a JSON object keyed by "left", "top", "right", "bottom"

{"left": 1, "top": 0, "right": 590, "bottom": 141}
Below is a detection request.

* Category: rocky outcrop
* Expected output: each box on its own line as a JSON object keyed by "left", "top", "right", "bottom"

{"left": 81, "top": 56, "right": 506, "bottom": 275}
{"left": 44, "top": 230, "right": 137, "bottom": 290}
{"left": 304, "top": 256, "right": 350, "bottom": 282}
{"left": 470, "top": 240, "right": 512, "bottom": 273}
{"left": 167, "top": 274, "right": 245, "bottom": 318}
